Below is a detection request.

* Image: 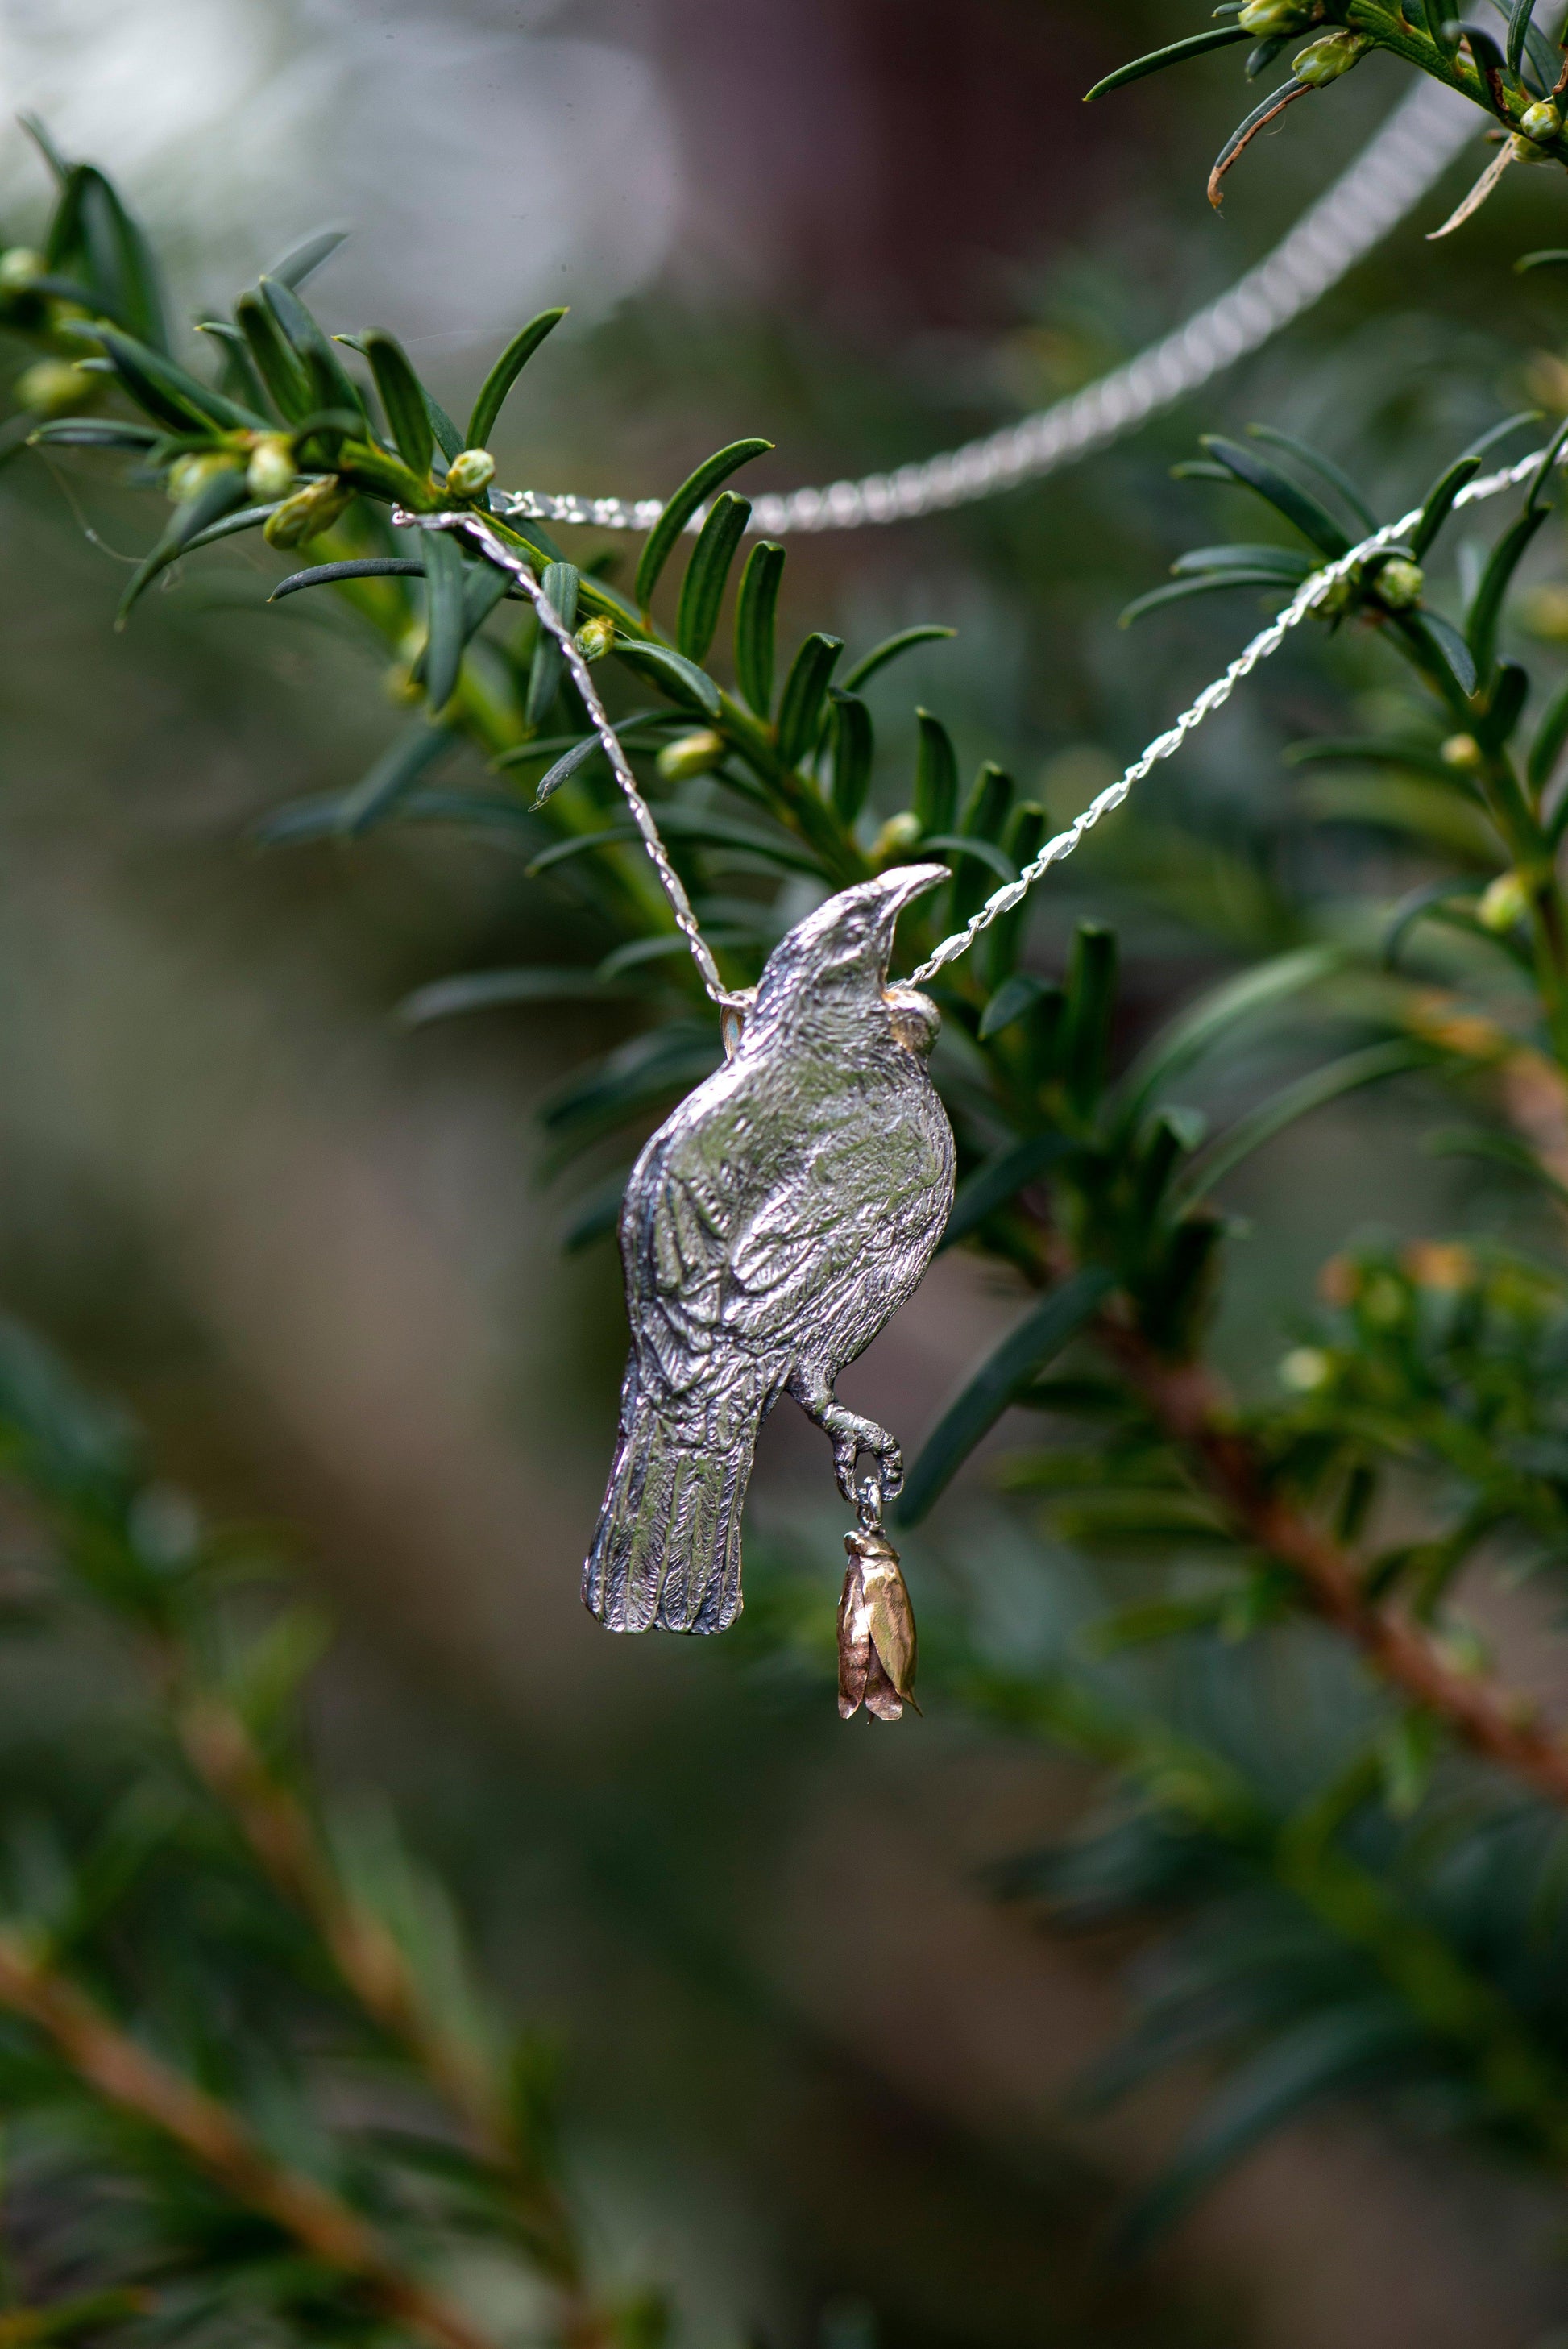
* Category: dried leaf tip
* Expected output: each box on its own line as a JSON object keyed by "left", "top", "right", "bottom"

{"left": 838, "top": 1528, "right": 919, "bottom": 1722}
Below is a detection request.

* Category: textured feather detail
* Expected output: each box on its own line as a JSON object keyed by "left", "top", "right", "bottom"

{"left": 583, "top": 1376, "right": 753, "bottom": 1634}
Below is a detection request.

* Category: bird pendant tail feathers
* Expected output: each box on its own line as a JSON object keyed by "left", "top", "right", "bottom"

{"left": 584, "top": 1378, "right": 753, "bottom": 1634}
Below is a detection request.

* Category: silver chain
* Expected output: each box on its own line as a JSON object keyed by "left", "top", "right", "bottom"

{"left": 495, "top": 80, "right": 1474, "bottom": 540}
{"left": 398, "top": 505, "right": 748, "bottom": 1009}
{"left": 420, "top": 440, "right": 1555, "bottom": 998}
{"left": 404, "top": 80, "right": 1522, "bottom": 1001}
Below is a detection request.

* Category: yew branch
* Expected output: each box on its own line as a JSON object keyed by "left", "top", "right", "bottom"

{"left": 0, "top": 1932, "right": 499, "bottom": 2349}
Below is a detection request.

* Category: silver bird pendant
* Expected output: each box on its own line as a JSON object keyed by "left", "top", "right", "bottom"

{"left": 584, "top": 865, "right": 956, "bottom": 1637}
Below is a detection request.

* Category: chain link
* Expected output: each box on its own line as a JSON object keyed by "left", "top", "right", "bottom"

{"left": 412, "top": 82, "right": 1535, "bottom": 1002}
{"left": 495, "top": 81, "right": 1473, "bottom": 541}
{"left": 396, "top": 505, "right": 748, "bottom": 1010}
{"left": 424, "top": 442, "right": 1554, "bottom": 996}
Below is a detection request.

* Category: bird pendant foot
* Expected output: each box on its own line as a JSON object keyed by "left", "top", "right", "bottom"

{"left": 790, "top": 1378, "right": 903, "bottom": 1506}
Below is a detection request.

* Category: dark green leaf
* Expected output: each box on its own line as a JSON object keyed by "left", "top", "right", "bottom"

{"left": 1517, "top": 248, "right": 1568, "bottom": 271}
{"left": 399, "top": 968, "right": 633, "bottom": 1026}
{"left": 421, "top": 529, "right": 467, "bottom": 713}
{"left": 1085, "top": 26, "right": 1251, "bottom": 100}
{"left": 65, "top": 319, "right": 261, "bottom": 434}
{"left": 612, "top": 637, "right": 722, "bottom": 717}
{"left": 897, "top": 1267, "right": 1116, "bottom": 1525}
{"left": 1113, "top": 947, "right": 1341, "bottom": 1133}
{"left": 978, "top": 973, "right": 1046, "bottom": 1042}
{"left": 260, "top": 273, "right": 365, "bottom": 419}
{"left": 466, "top": 308, "right": 567, "bottom": 450}
{"left": 1170, "top": 544, "right": 1316, "bottom": 579}
{"left": 539, "top": 1023, "right": 722, "bottom": 1145}
{"left": 363, "top": 330, "right": 433, "bottom": 477}
{"left": 1404, "top": 609, "right": 1478, "bottom": 702}
{"left": 829, "top": 691, "right": 874, "bottom": 823}
{"left": 1209, "top": 80, "right": 1311, "bottom": 201}
{"left": 734, "top": 540, "right": 785, "bottom": 716}
{"left": 522, "top": 561, "right": 580, "bottom": 731}
{"left": 960, "top": 762, "right": 1014, "bottom": 841}
{"left": 115, "top": 467, "right": 249, "bottom": 626}
{"left": 939, "top": 1132, "right": 1072, "bottom": 1251}
{"left": 1180, "top": 1041, "right": 1433, "bottom": 1200}
{"left": 335, "top": 724, "right": 454, "bottom": 835}
{"left": 1119, "top": 2009, "right": 1412, "bottom": 2254}
{"left": 235, "top": 290, "right": 313, "bottom": 423}
{"left": 919, "top": 833, "right": 1016, "bottom": 883}
{"left": 532, "top": 734, "right": 604, "bottom": 808}
{"left": 1122, "top": 571, "right": 1301, "bottom": 627}
{"left": 269, "top": 558, "right": 425, "bottom": 601}
{"left": 562, "top": 1167, "right": 633, "bottom": 1254}
{"left": 27, "top": 417, "right": 160, "bottom": 450}
{"left": 531, "top": 809, "right": 819, "bottom": 878}
{"left": 1410, "top": 454, "right": 1482, "bottom": 562}
{"left": 840, "top": 625, "right": 956, "bottom": 694}
{"left": 267, "top": 227, "right": 347, "bottom": 288}
{"left": 1466, "top": 504, "right": 1549, "bottom": 675}
{"left": 1282, "top": 736, "right": 1455, "bottom": 781}
{"left": 1063, "top": 924, "right": 1118, "bottom": 1113}
{"left": 775, "top": 632, "right": 844, "bottom": 765}
{"left": 913, "top": 709, "right": 958, "bottom": 834}
{"left": 46, "top": 164, "right": 168, "bottom": 350}
{"left": 1529, "top": 672, "right": 1568, "bottom": 791}
{"left": 1246, "top": 424, "right": 1376, "bottom": 532}
{"left": 676, "top": 491, "right": 750, "bottom": 662}
{"left": 1200, "top": 435, "right": 1350, "bottom": 558}
{"left": 635, "top": 438, "right": 772, "bottom": 612}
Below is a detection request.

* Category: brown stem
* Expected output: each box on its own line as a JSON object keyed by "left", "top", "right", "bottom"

{"left": 1100, "top": 1316, "right": 1568, "bottom": 1810}
{"left": 169, "top": 1687, "right": 605, "bottom": 2337}
{"left": 0, "top": 1932, "right": 498, "bottom": 2349}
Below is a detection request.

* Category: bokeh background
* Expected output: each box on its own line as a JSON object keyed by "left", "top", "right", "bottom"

{"left": 6, "top": 3, "right": 1568, "bottom": 2343}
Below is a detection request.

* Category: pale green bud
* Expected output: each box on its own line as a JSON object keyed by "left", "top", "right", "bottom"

{"left": 656, "top": 728, "right": 725, "bottom": 782}
{"left": 574, "top": 616, "right": 616, "bottom": 662}
{"left": 0, "top": 247, "right": 44, "bottom": 294}
{"left": 1511, "top": 131, "right": 1556, "bottom": 164}
{"left": 872, "top": 810, "right": 924, "bottom": 868}
{"left": 1373, "top": 557, "right": 1424, "bottom": 610}
{"left": 1292, "top": 29, "right": 1371, "bottom": 83}
{"left": 263, "top": 473, "right": 351, "bottom": 548}
{"left": 15, "top": 359, "right": 95, "bottom": 416}
{"left": 1441, "top": 732, "right": 1483, "bottom": 770}
{"left": 445, "top": 447, "right": 496, "bottom": 500}
{"left": 167, "top": 451, "right": 240, "bottom": 504}
{"left": 1238, "top": 0, "right": 1315, "bottom": 31}
{"left": 1478, "top": 869, "right": 1529, "bottom": 932}
{"left": 1520, "top": 100, "right": 1562, "bottom": 143}
{"left": 1280, "top": 1346, "right": 1332, "bottom": 1392}
{"left": 247, "top": 434, "right": 297, "bottom": 502}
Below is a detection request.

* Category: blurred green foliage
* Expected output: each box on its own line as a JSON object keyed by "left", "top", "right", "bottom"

{"left": 14, "top": 9, "right": 1568, "bottom": 2343}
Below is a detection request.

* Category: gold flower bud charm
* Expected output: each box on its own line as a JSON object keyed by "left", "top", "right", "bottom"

{"left": 838, "top": 1518, "right": 919, "bottom": 1723}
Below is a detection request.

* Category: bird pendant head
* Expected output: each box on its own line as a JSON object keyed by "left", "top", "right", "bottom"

{"left": 750, "top": 864, "right": 948, "bottom": 1056}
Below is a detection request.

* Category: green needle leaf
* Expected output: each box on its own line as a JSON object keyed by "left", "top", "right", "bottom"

{"left": 913, "top": 710, "right": 958, "bottom": 835}
{"left": 733, "top": 540, "right": 786, "bottom": 716}
{"left": 828, "top": 691, "right": 874, "bottom": 823}
{"left": 840, "top": 625, "right": 956, "bottom": 694}
{"left": 363, "top": 330, "right": 433, "bottom": 478}
{"left": 775, "top": 632, "right": 844, "bottom": 766}
{"left": 525, "top": 561, "right": 580, "bottom": 731}
{"left": 421, "top": 530, "right": 468, "bottom": 714}
{"left": 466, "top": 308, "right": 567, "bottom": 450}
{"left": 1085, "top": 26, "right": 1251, "bottom": 101}
{"left": 635, "top": 438, "right": 772, "bottom": 612}
{"left": 611, "top": 637, "right": 722, "bottom": 717}
{"left": 898, "top": 1266, "right": 1116, "bottom": 1525}
{"left": 676, "top": 491, "right": 751, "bottom": 662}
